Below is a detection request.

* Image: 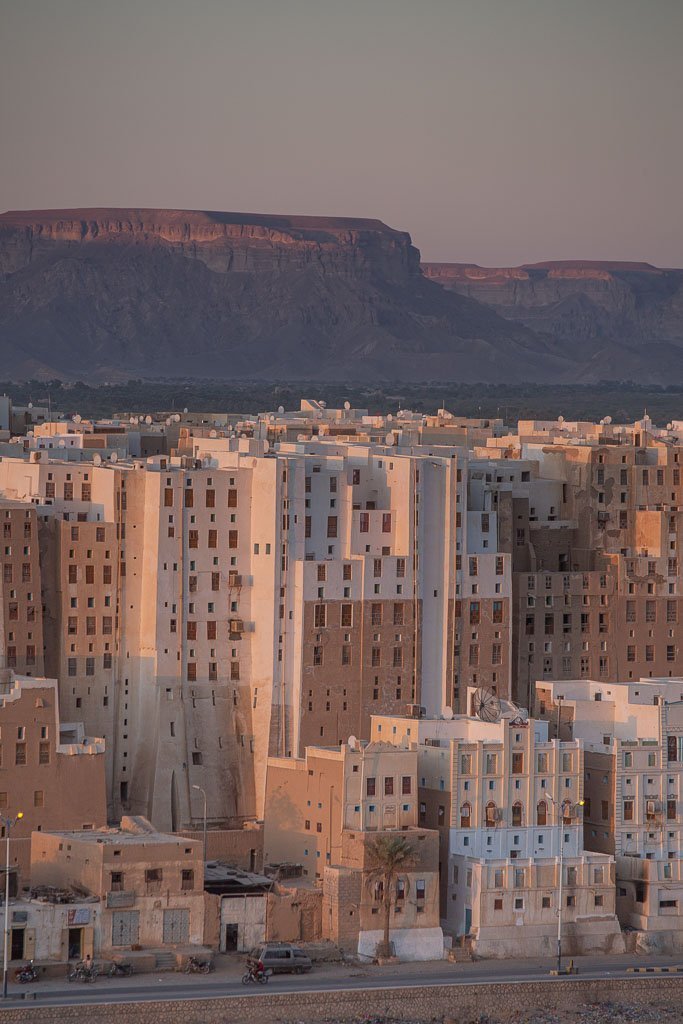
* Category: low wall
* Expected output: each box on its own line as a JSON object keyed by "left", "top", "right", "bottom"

{"left": 1, "top": 977, "right": 683, "bottom": 1023}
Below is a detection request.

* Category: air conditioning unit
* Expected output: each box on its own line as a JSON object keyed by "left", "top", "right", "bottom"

{"left": 229, "top": 619, "right": 244, "bottom": 635}
{"left": 228, "top": 572, "right": 242, "bottom": 587}
{"left": 406, "top": 704, "right": 425, "bottom": 719}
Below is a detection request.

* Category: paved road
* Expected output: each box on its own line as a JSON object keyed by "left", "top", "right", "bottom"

{"left": 3, "top": 953, "right": 683, "bottom": 1008}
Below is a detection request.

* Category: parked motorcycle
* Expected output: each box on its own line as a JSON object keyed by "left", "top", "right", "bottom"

{"left": 184, "top": 955, "right": 214, "bottom": 974}
{"left": 108, "top": 961, "right": 134, "bottom": 977}
{"left": 14, "top": 961, "right": 39, "bottom": 984}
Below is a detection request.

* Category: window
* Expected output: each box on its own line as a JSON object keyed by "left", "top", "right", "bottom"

{"left": 110, "top": 871, "right": 124, "bottom": 892}
{"left": 366, "top": 778, "right": 376, "bottom": 796}
{"left": 33, "top": 790, "right": 44, "bottom": 808}
{"left": 485, "top": 801, "right": 497, "bottom": 826}
{"left": 39, "top": 741, "right": 50, "bottom": 765}
{"left": 460, "top": 802, "right": 471, "bottom": 827}
{"left": 537, "top": 801, "right": 547, "bottom": 826}
{"left": 145, "top": 868, "right": 163, "bottom": 891}
{"left": 623, "top": 800, "right": 633, "bottom": 821}
{"left": 326, "top": 516, "right": 338, "bottom": 538}
{"left": 15, "top": 742, "right": 26, "bottom": 766}
{"left": 511, "top": 752, "right": 523, "bottom": 775}
{"left": 384, "top": 777, "right": 394, "bottom": 796}
{"left": 359, "top": 512, "right": 369, "bottom": 533}
{"left": 314, "top": 605, "right": 327, "bottom": 628}
{"left": 402, "top": 776, "right": 411, "bottom": 795}
{"left": 313, "top": 646, "right": 323, "bottom": 667}
{"left": 512, "top": 802, "right": 523, "bottom": 827}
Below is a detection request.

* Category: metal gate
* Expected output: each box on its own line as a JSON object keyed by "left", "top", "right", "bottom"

{"left": 163, "top": 908, "right": 189, "bottom": 944}
{"left": 112, "top": 911, "right": 140, "bottom": 947}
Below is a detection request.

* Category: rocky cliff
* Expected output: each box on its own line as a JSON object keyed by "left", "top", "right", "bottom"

{"left": 422, "top": 260, "right": 683, "bottom": 382}
{"left": 2, "top": 210, "right": 679, "bottom": 384}
{"left": 0, "top": 208, "right": 571, "bottom": 382}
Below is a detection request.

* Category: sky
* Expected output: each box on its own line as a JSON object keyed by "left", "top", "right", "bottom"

{"left": 1, "top": 0, "right": 681, "bottom": 266}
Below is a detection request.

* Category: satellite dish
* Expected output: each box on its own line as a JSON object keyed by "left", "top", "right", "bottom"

{"left": 387, "top": 414, "right": 393, "bottom": 422}
{"left": 472, "top": 687, "right": 501, "bottom": 723}
{"left": 110, "top": 452, "right": 118, "bottom": 463}
{"left": 174, "top": 414, "right": 181, "bottom": 423}
{"left": 278, "top": 405, "right": 285, "bottom": 414}
{"left": 442, "top": 706, "right": 454, "bottom": 721}
{"left": 501, "top": 700, "right": 530, "bottom": 725}
{"left": 183, "top": 408, "right": 188, "bottom": 414}
{"left": 558, "top": 415, "right": 564, "bottom": 423}
{"left": 263, "top": 440, "right": 270, "bottom": 453}
{"left": 93, "top": 454, "right": 102, "bottom": 466}
{"left": 348, "top": 734, "right": 358, "bottom": 750}
{"left": 73, "top": 413, "right": 81, "bottom": 424}
{"left": 604, "top": 416, "right": 612, "bottom": 425}
{"left": 165, "top": 418, "right": 172, "bottom": 426}
{"left": 58, "top": 439, "right": 66, "bottom": 448}
{"left": 130, "top": 417, "right": 136, "bottom": 424}
{"left": 209, "top": 430, "right": 217, "bottom": 438}
{"left": 385, "top": 433, "right": 395, "bottom": 446}
{"left": 319, "top": 401, "right": 326, "bottom": 408}
{"left": 344, "top": 401, "right": 351, "bottom": 411}
{"left": 28, "top": 403, "right": 33, "bottom": 410}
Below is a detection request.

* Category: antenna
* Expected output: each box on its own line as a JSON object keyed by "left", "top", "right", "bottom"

{"left": 472, "top": 686, "right": 501, "bottom": 723}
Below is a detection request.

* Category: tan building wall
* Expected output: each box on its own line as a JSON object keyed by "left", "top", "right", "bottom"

{"left": 0, "top": 673, "right": 106, "bottom": 885}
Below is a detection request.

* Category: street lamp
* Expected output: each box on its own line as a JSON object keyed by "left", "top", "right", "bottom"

{"left": 2, "top": 812, "right": 23, "bottom": 999}
{"left": 192, "top": 785, "right": 207, "bottom": 866}
{"left": 549, "top": 795, "right": 584, "bottom": 974}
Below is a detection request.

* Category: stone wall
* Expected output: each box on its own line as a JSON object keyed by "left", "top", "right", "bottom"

{"left": 2, "top": 977, "right": 683, "bottom": 1024}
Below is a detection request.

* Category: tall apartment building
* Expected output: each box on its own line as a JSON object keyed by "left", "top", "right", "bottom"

{"left": 0, "top": 429, "right": 512, "bottom": 834}
{"left": 473, "top": 417, "right": 683, "bottom": 703}
{"left": 0, "top": 501, "right": 44, "bottom": 676}
{"left": 536, "top": 676, "right": 683, "bottom": 945}
{"left": 371, "top": 710, "right": 622, "bottom": 957}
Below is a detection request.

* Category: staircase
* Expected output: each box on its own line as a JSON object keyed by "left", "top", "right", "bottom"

{"left": 154, "top": 951, "right": 177, "bottom": 972}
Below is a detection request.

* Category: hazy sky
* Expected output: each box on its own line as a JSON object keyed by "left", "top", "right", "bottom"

{"left": 1, "top": 0, "right": 681, "bottom": 266}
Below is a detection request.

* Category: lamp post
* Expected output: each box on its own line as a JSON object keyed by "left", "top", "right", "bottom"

{"left": 2, "top": 812, "right": 23, "bottom": 999}
{"left": 548, "top": 794, "right": 584, "bottom": 974}
{"left": 192, "top": 785, "right": 207, "bottom": 866}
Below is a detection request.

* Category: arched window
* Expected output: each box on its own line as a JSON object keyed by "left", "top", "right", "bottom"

{"left": 485, "top": 801, "right": 497, "bottom": 827}
{"left": 512, "top": 801, "right": 523, "bottom": 827}
{"left": 562, "top": 799, "right": 573, "bottom": 824}
{"left": 537, "top": 801, "right": 547, "bottom": 826}
{"left": 460, "top": 802, "right": 471, "bottom": 828}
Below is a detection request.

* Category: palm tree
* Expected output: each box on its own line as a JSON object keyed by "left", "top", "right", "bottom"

{"left": 365, "top": 834, "right": 416, "bottom": 959}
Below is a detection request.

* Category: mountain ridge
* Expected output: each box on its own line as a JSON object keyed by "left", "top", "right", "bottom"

{"left": 1, "top": 208, "right": 680, "bottom": 383}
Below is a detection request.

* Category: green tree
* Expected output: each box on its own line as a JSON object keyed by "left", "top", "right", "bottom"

{"left": 365, "top": 834, "right": 416, "bottom": 958}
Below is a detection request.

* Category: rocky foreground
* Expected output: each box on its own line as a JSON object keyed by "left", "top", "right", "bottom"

{"left": 307, "top": 1003, "right": 683, "bottom": 1024}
